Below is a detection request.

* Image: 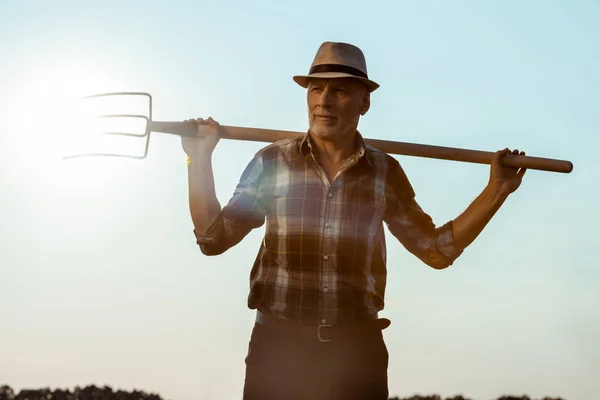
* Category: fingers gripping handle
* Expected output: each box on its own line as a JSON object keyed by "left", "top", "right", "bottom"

{"left": 500, "top": 153, "right": 572, "bottom": 172}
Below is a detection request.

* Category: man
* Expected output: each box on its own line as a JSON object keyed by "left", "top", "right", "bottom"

{"left": 181, "top": 42, "right": 526, "bottom": 399}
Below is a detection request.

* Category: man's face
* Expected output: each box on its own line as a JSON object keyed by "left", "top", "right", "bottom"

{"left": 307, "top": 78, "right": 370, "bottom": 142}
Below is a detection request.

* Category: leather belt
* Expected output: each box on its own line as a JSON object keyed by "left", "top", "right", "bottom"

{"left": 255, "top": 310, "right": 391, "bottom": 343}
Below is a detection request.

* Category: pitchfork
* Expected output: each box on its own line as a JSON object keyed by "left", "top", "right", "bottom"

{"left": 62, "top": 91, "right": 573, "bottom": 174}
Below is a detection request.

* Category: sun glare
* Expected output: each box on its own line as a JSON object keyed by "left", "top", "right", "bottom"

{"left": 6, "top": 61, "right": 147, "bottom": 192}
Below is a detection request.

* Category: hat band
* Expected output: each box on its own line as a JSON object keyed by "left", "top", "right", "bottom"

{"left": 309, "top": 64, "right": 368, "bottom": 79}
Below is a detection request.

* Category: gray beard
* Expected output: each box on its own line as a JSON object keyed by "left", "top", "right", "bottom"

{"left": 309, "top": 121, "right": 345, "bottom": 142}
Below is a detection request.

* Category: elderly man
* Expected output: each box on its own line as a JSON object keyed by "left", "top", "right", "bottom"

{"left": 182, "top": 42, "right": 526, "bottom": 400}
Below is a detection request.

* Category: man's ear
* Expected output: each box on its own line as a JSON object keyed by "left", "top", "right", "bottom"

{"left": 360, "top": 92, "right": 371, "bottom": 115}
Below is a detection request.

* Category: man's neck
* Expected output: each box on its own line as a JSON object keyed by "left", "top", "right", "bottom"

{"left": 308, "top": 130, "right": 356, "bottom": 166}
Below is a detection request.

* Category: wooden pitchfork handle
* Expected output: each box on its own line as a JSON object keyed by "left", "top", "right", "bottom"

{"left": 150, "top": 120, "right": 573, "bottom": 174}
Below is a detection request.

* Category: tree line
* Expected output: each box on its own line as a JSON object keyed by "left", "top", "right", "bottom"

{"left": 0, "top": 385, "right": 566, "bottom": 400}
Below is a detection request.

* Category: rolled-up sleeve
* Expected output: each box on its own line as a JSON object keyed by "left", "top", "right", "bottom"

{"left": 384, "top": 159, "right": 463, "bottom": 269}
{"left": 194, "top": 151, "right": 269, "bottom": 255}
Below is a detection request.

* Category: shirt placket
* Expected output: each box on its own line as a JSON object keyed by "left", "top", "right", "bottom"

{"left": 306, "top": 152, "right": 335, "bottom": 324}
{"left": 309, "top": 150, "right": 361, "bottom": 325}
{"left": 319, "top": 158, "right": 358, "bottom": 325}
{"left": 320, "top": 182, "right": 337, "bottom": 325}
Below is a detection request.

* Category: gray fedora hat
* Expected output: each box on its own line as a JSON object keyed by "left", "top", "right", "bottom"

{"left": 293, "top": 41, "right": 380, "bottom": 92}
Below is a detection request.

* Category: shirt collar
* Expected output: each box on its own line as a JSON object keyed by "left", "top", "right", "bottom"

{"left": 299, "top": 130, "right": 375, "bottom": 170}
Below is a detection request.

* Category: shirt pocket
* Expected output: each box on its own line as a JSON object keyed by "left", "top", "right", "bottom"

{"left": 346, "top": 193, "right": 386, "bottom": 235}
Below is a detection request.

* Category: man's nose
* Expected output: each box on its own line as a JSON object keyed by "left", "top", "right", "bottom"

{"left": 317, "top": 87, "right": 334, "bottom": 106}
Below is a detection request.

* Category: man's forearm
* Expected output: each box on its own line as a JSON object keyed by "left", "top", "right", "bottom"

{"left": 451, "top": 184, "right": 509, "bottom": 251}
{"left": 187, "top": 155, "right": 222, "bottom": 236}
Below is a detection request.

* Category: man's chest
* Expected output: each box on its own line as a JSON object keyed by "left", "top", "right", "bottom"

{"left": 265, "top": 161, "right": 388, "bottom": 237}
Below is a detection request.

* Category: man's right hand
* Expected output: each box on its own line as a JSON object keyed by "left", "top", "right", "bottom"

{"left": 181, "top": 117, "right": 222, "bottom": 158}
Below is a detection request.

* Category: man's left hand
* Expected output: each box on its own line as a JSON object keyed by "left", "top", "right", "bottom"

{"left": 489, "top": 148, "right": 527, "bottom": 197}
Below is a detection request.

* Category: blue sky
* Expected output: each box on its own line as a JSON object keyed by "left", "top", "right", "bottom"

{"left": 1, "top": 1, "right": 598, "bottom": 399}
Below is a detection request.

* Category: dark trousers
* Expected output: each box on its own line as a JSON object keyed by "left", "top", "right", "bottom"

{"left": 242, "top": 321, "right": 389, "bottom": 400}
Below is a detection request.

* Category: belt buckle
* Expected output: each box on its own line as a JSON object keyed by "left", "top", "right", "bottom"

{"left": 317, "top": 324, "right": 333, "bottom": 343}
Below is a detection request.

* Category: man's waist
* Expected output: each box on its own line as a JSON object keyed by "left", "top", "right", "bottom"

{"left": 255, "top": 310, "right": 391, "bottom": 343}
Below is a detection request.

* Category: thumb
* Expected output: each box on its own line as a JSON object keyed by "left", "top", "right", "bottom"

{"left": 492, "top": 148, "right": 509, "bottom": 166}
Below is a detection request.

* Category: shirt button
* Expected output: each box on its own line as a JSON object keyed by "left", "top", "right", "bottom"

{"left": 325, "top": 223, "right": 331, "bottom": 228}
{"left": 323, "top": 287, "right": 329, "bottom": 293}
{"left": 327, "top": 193, "right": 333, "bottom": 199}
{"left": 323, "top": 255, "right": 329, "bottom": 260}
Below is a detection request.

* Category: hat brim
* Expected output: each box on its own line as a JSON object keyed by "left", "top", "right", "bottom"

{"left": 293, "top": 72, "right": 379, "bottom": 92}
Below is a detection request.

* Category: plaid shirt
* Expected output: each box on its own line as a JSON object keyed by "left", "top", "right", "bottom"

{"left": 195, "top": 132, "right": 463, "bottom": 325}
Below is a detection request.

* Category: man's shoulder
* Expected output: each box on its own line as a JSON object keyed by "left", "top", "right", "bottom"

{"left": 365, "top": 144, "right": 415, "bottom": 198}
{"left": 364, "top": 143, "right": 401, "bottom": 169}
{"left": 253, "top": 135, "right": 304, "bottom": 162}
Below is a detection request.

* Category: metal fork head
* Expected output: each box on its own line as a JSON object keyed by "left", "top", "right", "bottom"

{"left": 62, "top": 92, "right": 153, "bottom": 160}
